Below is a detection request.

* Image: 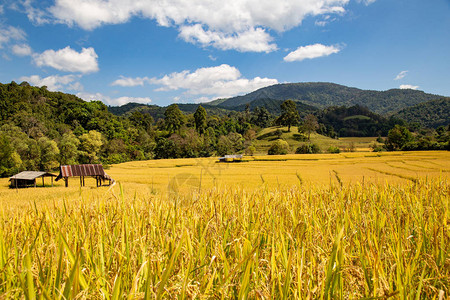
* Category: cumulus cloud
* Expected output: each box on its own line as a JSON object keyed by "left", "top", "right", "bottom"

{"left": 33, "top": 46, "right": 99, "bottom": 73}
{"left": 179, "top": 25, "right": 277, "bottom": 52}
{"left": 111, "top": 76, "right": 150, "bottom": 87}
{"left": 0, "top": 25, "right": 26, "bottom": 48}
{"left": 400, "top": 84, "right": 419, "bottom": 90}
{"left": 394, "top": 70, "right": 408, "bottom": 80}
{"left": 284, "top": 43, "right": 342, "bottom": 62}
{"left": 12, "top": 44, "right": 33, "bottom": 56}
{"left": 37, "top": 0, "right": 350, "bottom": 52}
{"left": 77, "top": 92, "right": 152, "bottom": 106}
{"left": 148, "top": 64, "right": 278, "bottom": 99}
{"left": 19, "top": 74, "right": 82, "bottom": 91}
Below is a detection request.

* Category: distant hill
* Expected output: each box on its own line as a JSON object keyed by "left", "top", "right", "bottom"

{"left": 393, "top": 98, "right": 450, "bottom": 128}
{"left": 212, "top": 82, "right": 444, "bottom": 115}
{"left": 108, "top": 102, "right": 233, "bottom": 120}
{"left": 316, "top": 105, "right": 399, "bottom": 137}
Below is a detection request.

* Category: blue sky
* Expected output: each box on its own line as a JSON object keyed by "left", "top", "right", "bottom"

{"left": 0, "top": 0, "right": 449, "bottom": 106}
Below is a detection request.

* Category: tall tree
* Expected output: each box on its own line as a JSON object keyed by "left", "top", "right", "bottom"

{"left": 252, "top": 107, "right": 272, "bottom": 128}
{"left": 194, "top": 105, "right": 207, "bottom": 134}
{"left": 58, "top": 132, "right": 80, "bottom": 165}
{"left": 79, "top": 130, "right": 103, "bottom": 163}
{"left": 279, "top": 100, "right": 300, "bottom": 132}
{"left": 164, "top": 104, "right": 185, "bottom": 134}
{"left": 0, "top": 134, "right": 20, "bottom": 176}
{"left": 38, "top": 137, "right": 60, "bottom": 171}
{"left": 300, "top": 114, "right": 319, "bottom": 141}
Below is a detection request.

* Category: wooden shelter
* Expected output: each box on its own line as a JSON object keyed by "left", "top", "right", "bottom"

{"left": 9, "top": 171, "right": 57, "bottom": 188}
{"left": 218, "top": 154, "right": 244, "bottom": 162}
{"left": 56, "top": 164, "right": 114, "bottom": 187}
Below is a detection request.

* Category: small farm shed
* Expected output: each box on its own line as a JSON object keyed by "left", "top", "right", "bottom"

{"left": 55, "top": 164, "right": 114, "bottom": 187}
{"left": 9, "top": 171, "right": 57, "bottom": 188}
{"left": 219, "top": 154, "right": 244, "bottom": 162}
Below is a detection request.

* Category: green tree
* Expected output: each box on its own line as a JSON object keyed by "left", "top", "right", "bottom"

{"left": 296, "top": 143, "right": 321, "bottom": 154}
{"left": 194, "top": 105, "right": 207, "bottom": 134}
{"left": 58, "top": 132, "right": 80, "bottom": 165}
{"left": 268, "top": 139, "right": 290, "bottom": 155}
{"left": 0, "top": 134, "right": 21, "bottom": 176}
{"left": 216, "top": 135, "right": 233, "bottom": 156}
{"left": 300, "top": 114, "right": 319, "bottom": 141}
{"left": 252, "top": 107, "right": 272, "bottom": 128}
{"left": 279, "top": 100, "right": 300, "bottom": 132}
{"left": 129, "top": 111, "right": 154, "bottom": 133}
{"left": 79, "top": 130, "right": 103, "bottom": 163}
{"left": 227, "top": 132, "right": 245, "bottom": 153}
{"left": 164, "top": 104, "right": 185, "bottom": 134}
{"left": 38, "top": 137, "right": 60, "bottom": 171}
{"left": 385, "top": 125, "right": 413, "bottom": 151}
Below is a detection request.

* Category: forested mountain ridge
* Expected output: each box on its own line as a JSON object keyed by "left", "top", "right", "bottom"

{"left": 109, "top": 98, "right": 318, "bottom": 120}
{"left": 212, "top": 82, "right": 445, "bottom": 115}
{"left": 393, "top": 98, "right": 450, "bottom": 129}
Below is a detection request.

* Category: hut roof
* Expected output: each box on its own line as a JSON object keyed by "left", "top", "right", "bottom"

{"left": 9, "top": 171, "right": 57, "bottom": 181}
{"left": 59, "top": 164, "right": 106, "bottom": 178}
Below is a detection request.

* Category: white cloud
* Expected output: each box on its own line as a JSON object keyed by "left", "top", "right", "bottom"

{"left": 315, "top": 15, "right": 336, "bottom": 27}
{"left": 284, "top": 43, "right": 342, "bottom": 62}
{"left": 179, "top": 25, "right": 277, "bottom": 52}
{"left": 21, "top": 0, "right": 50, "bottom": 25}
{"left": 19, "top": 74, "right": 82, "bottom": 91}
{"left": 77, "top": 92, "right": 152, "bottom": 106}
{"left": 394, "top": 70, "right": 408, "bottom": 80}
{"left": 33, "top": 46, "right": 99, "bottom": 73}
{"left": 12, "top": 44, "right": 33, "bottom": 56}
{"left": 356, "top": 0, "right": 377, "bottom": 5}
{"left": 111, "top": 76, "right": 149, "bottom": 87}
{"left": 400, "top": 84, "right": 419, "bottom": 90}
{"left": 40, "top": 0, "right": 350, "bottom": 52}
{"left": 0, "top": 5, "right": 4, "bottom": 14}
{"left": 0, "top": 25, "right": 26, "bottom": 48}
{"left": 148, "top": 64, "right": 278, "bottom": 98}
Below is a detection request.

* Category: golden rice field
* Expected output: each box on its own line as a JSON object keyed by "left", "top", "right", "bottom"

{"left": 0, "top": 151, "right": 448, "bottom": 298}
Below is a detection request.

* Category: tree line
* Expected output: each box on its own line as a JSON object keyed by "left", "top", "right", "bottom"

{"left": 0, "top": 81, "right": 448, "bottom": 177}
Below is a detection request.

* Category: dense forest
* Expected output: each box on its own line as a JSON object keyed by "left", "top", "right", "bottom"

{"left": 394, "top": 98, "right": 450, "bottom": 128}
{"left": 0, "top": 81, "right": 448, "bottom": 177}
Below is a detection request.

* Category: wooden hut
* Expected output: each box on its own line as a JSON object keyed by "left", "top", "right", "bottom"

{"left": 9, "top": 171, "right": 57, "bottom": 188}
{"left": 55, "top": 164, "right": 114, "bottom": 187}
{"left": 218, "top": 154, "right": 244, "bottom": 162}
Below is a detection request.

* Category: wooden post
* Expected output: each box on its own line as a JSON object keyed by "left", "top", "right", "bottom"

{"left": 83, "top": 176, "right": 85, "bottom": 186}
{"left": 42, "top": 177, "right": 44, "bottom": 187}
{"left": 65, "top": 178, "right": 68, "bottom": 187}
{"left": 34, "top": 179, "right": 36, "bottom": 188}
{"left": 51, "top": 176, "right": 53, "bottom": 187}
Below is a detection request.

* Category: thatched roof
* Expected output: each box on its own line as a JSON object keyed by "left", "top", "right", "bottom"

{"left": 9, "top": 171, "right": 57, "bottom": 181}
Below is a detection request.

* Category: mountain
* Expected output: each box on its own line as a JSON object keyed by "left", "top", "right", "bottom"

{"left": 212, "top": 82, "right": 445, "bottom": 115}
{"left": 393, "top": 98, "right": 450, "bottom": 128}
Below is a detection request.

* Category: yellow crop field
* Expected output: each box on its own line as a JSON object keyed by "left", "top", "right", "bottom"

{"left": 0, "top": 151, "right": 448, "bottom": 298}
